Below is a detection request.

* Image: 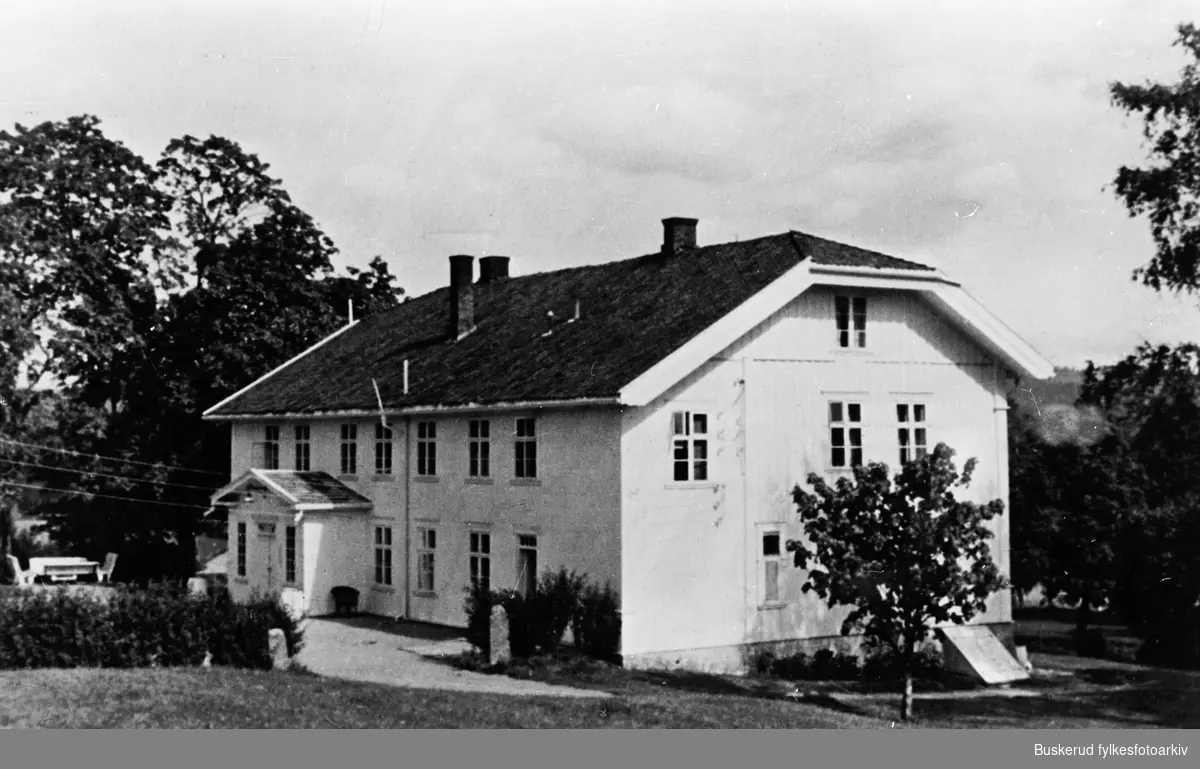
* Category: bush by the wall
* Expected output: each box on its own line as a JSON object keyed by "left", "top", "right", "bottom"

{"left": 464, "top": 569, "right": 620, "bottom": 663}
{"left": 0, "top": 583, "right": 303, "bottom": 670}
{"left": 860, "top": 642, "right": 945, "bottom": 682}
{"left": 573, "top": 582, "right": 621, "bottom": 663}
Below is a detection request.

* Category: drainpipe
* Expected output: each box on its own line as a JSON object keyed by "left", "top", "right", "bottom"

{"left": 404, "top": 414, "right": 412, "bottom": 620}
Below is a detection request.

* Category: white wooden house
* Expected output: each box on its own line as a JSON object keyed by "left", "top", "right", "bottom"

{"left": 204, "top": 217, "right": 1053, "bottom": 673}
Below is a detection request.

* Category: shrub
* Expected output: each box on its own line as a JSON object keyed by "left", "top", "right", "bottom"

{"left": 0, "top": 583, "right": 303, "bottom": 670}
{"left": 770, "top": 651, "right": 812, "bottom": 680}
{"left": 465, "top": 568, "right": 620, "bottom": 663}
{"left": 810, "top": 648, "right": 860, "bottom": 680}
{"left": 463, "top": 581, "right": 495, "bottom": 656}
{"left": 573, "top": 582, "right": 621, "bottom": 663}
{"left": 861, "top": 641, "right": 944, "bottom": 682}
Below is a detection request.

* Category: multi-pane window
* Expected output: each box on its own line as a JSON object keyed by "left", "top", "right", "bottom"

{"left": 417, "top": 528, "right": 436, "bottom": 592}
{"left": 829, "top": 401, "right": 863, "bottom": 467}
{"left": 671, "top": 411, "right": 709, "bottom": 482}
{"left": 340, "top": 424, "right": 358, "bottom": 476}
{"left": 835, "top": 296, "right": 867, "bottom": 348}
{"left": 897, "top": 404, "right": 928, "bottom": 465}
{"left": 236, "top": 521, "right": 247, "bottom": 577}
{"left": 515, "top": 418, "right": 537, "bottom": 479}
{"left": 469, "top": 531, "right": 491, "bottom": 593}
{"left": 762, "top": 531, "right": 782, "bottom": 604}
{"left": 469, "top": 420, "right": 491, "bottom": 478}
{"left": 262, "top": 425, "right": 280, "bottom": 470}
{"left": 294, "top": 425, "right": 310, "bottom": 472}
{"left": 285, "top": 525, "right": 297, "bottom": 584}
{"left": 374, "top": 526, "right": 393, "bottom": 586}
{"left": 417, "top": 421, "right": 437, "bottom": 476}
{"left": 516, "top": 534, "right": 538, "bottom": 598}
{"left": 375, "top": 423, "right": 394, "bottom": 476}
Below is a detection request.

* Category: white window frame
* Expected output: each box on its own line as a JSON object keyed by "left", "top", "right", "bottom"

{"left": 469, "top": 419, "right": 491, "bottom": 478}
{"left": 896, "top": 403, "right": 929, "bottom": 465}
{"left": 263, "top": 425, "right": 280, "bottom": 470}
{"left": 417, "top": 421, "right": 437, "bottom": 477}
{"left": 340, "top": 424, "right": 358, "bottom": 476}
{"left": 671, "top": 410, "right": 709, "bottom": 482}
{"left": 236, "top": 520, "right": 247, "bottom": 578}
{"left": 294, "top": 425, "right": 310, "bottom": 472}
{"left": 469, "top": 529, "right": 491, "bottom": 593}
{"left": 515, "top": 418, "right": 537, "bottom": 479}
{"left": 829, "top": 401, "right": 863, "bottom": 468}
{"left": 760, "top": 527, "right": 784, "bottom": 606}
{"left": 284, "top": 525, "right": 299, "bottom": 585}
{"left": 374, "top": 525, "right": 393, "bottom": 586}
{"left": 375, "top": 422, "right": 394, "bottom": 476}
{"left": 835, "top": 295, "right": 868, "bottom": 349}
{"left": 416, "top": 527, "right": 436, "bottom": 593}
{"left": 515, "top": 533, "right": 538, "bottom": 598}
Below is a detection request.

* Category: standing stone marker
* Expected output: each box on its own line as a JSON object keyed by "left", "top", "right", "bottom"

{"left": 488, "top": 605, "right": 511, "bottom": 666}
{"left": 268, "top": 628, "right": 289, "bottom": 670}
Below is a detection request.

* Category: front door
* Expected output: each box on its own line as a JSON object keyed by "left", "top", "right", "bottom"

{"left": 256, "top": 521, "right": 279, "bottom": 595}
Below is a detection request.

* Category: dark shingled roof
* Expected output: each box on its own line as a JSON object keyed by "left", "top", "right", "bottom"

{"left": 208, "top": 230, "right": 934, "bottom": 416}
{"left": 258, "top": 471, "right": 372, "bottom": 506}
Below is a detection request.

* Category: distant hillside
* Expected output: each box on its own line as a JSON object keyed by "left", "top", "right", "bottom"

{"left": 1012, "top": 367, "right": 1083, "bottom": 418}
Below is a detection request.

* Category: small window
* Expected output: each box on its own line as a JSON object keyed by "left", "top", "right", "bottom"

{"left": 829, "top": 401, "right": 863, "bottom": 467}
{"left": 285, "top": 525, "right": 298, "bottom": 584}
{"left": 515, "top": 418, "right": 537, "bottom": 479}
{"left": 835, "top": 296, "right": 867, "bottom": 348}
{"left": 294, "top": 425, "right": 310, "bottom": 472}
{"left": 236, "top": 521, "right": 247, "bottom": 578}
{"left": 469, "top": 420, "right": 490, "bottom": 478}
{"left": 374, "top": 526, "right": 393, "bottom": 586}
{"left": 516, "top": 534, "right": 538, "bottom": 598}
{"left": 671, "top": 411, "right": 709, "bottom": 482}
{"left": 469, "top": 531, "right": 491, "bottom": 593}
{"left": 254, "top": 425, "right": 280, "bottom": 470}
{"left": 897, "top": 404, "right": 928, "bottom": 465}
{"left": 417, "top": 528, "right": 436, "bottom": 592}
{"left": 340, "top": 424, "right": 358, "bottom": 476}
{"left": 417, "top": 421, "right": 437, "bottom": 476}
{"left": 375, "top": 422, "right": 394, "bottom": 475}
{"left": 762, "top": 531, "right": 782, "bottom": 604}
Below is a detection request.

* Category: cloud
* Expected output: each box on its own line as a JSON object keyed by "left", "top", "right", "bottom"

{"left": 537, "top": 81, "right": 758, "bottom": 184}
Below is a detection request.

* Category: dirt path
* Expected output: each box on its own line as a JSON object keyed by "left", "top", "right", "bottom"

{"left": 295, "top": 616, "right": 609, "bottom": 699}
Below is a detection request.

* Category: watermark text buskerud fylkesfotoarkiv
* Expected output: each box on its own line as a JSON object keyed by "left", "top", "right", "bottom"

{"left": 1035, "top": 743, "right": 1190, "bottom": 759}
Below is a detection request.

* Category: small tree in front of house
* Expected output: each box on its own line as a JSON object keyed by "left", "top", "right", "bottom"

{"left": 787, "top": 443, "right": 1007, "bottom": 720}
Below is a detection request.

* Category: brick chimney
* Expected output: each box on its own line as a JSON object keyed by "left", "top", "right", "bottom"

{"left": 478, "top": 255, "right": 510, "bottom": 284}
{"left": 448, "top": 255, "right": 475, "bottom": 338}
{"left": 662, "top": 217, "right": 698, "bottom": 256}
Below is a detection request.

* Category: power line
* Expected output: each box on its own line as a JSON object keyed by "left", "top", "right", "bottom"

{"left": 0, "top": 479, "right": 211, "bottom": 511}
{"left": 0, "top": 437, "right": 227, "bottom": 477}
{"left": 0, "top": 457, "right": 217, "bottom": 493}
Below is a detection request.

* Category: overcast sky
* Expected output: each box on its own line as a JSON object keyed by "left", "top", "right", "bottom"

{"left": 4, "top": 0, "right": 1199, "bottom": 369}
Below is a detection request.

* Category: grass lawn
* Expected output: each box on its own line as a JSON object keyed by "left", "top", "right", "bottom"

{"left": 2, "top": 651, "right": 1197, "bottom": 728}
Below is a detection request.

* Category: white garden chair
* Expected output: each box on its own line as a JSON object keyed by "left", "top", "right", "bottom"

{"left": 5, "top": 554, "right": 35, "bottom": 586}
{"left": 96, "top": 552, "right": 119, "bottom": 583}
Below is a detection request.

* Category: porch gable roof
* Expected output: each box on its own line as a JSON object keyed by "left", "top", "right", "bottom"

{"left": 210, "top": 469, "right": 373, "bottom": 512}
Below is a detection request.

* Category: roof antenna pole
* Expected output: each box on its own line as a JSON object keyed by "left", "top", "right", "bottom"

{"left": 372, "top": 377, "right": 392, "bottom": 429}
{"left": 348, "top": 299, "right": 355, "bottom": 324}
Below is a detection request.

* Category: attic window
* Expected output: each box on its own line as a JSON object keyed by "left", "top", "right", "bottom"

{"left": 671, "top": 411, "right": 708, "bottom": 482}
{"left": 835, "top": 296, "right": 867, "bottom": 348}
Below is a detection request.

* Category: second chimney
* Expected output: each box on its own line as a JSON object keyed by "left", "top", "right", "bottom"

{"left": 662, "top": 217, "right": 699, "bottom": 256}
{"left": 448, "top": 255, "right": 475, "bottom": 338}
{"left": 479, "top": 255, "right": 510, "bottom": 284}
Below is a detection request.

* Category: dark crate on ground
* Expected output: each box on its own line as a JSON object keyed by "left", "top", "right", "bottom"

{"left": 331, "top": 586, "right": 359, "bottom": 616}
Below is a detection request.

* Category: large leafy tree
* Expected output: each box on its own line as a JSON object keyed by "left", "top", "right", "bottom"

{"left": 788, "top": 444, "right": 1007, "bottom": 720}
{"left": 1110, "top": 22, "right": 1200, "bottom": 294}
{"left": 4, "top": 122, "right": 403, "bottom": 582}
{"left": 0, "top": 115, "right": 174, "bottom": 571}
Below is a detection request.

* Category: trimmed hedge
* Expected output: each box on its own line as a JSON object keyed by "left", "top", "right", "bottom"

{"left": 0, "top": 583, "right": 303, "bottom": 670}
